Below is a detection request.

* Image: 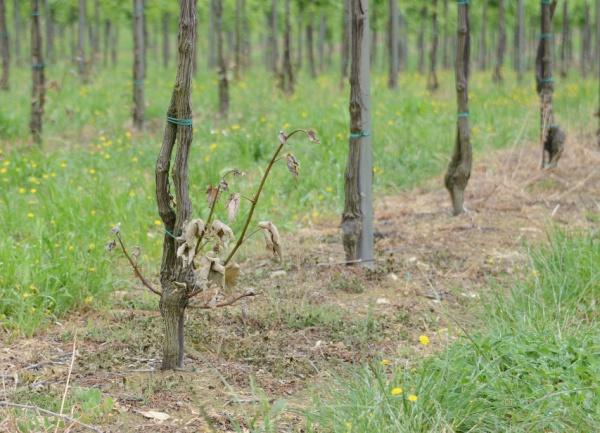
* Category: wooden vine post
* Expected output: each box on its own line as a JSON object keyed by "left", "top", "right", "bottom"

{"left": 444, "top": 0, "right": 471, "bottom": 216}
{"left": 342, "top": 0, "right": 373, "bottom": 265}
{"left": 132, "top": 0, "right": 145, "bottom": 129}
{"left": 536, "top": 0, "right": 564, "bottom": 168}
{"left": 30, "top": 0, "right": 45, "bottom": 144}
{"left": 155, "top": 0, "right": 197, "bottom": 370}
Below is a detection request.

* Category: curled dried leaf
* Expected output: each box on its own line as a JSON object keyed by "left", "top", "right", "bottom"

{"left": 211, "top": 220, "right": 235, "bottom": 248}
{"left": 111, "top": 223, "right": 121, "bottom": 235}
{"left": 176, "top": 218, "right": 205, "bottom": 267}
{"left": 286, "top": 153, "right": 300, "bottom": 178}
{"left": 227, "top": 193, "right": 241, "bottom": 221}
{"left": 278, "top": 131, "right": 288, "bottom": 145}
{"left": 219, "top": 179, "right": 229, "bottom": 192}
{"left": 307, "top": 129, "right": 320, "bottom": 143}
{"left": 258, "top": 221, "right": 282, "bottom": 262}
{"left": 206, "top": 185, "right": 219, "bottom": 206}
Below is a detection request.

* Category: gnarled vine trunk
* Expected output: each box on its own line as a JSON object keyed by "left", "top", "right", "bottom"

{"left": 156, "top": 0, "right": 197, "bottom": 371}
{"left": 444, "top": 0, "right": 471, "bottom": 216}
{"left": 342, "top": 0, "right": 373, "bottom": 265}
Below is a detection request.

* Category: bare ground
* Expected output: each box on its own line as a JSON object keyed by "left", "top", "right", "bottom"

{"left": 1, "top": 134, "right": 598, "bottom": 432}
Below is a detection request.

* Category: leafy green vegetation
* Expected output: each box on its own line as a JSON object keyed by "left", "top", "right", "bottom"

{"left": 307, "top": 231, "right": 600, "bottom": 432}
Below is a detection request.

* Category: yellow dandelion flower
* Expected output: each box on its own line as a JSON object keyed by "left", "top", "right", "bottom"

{"left": 19, "top": 187, "right": 26, "bottom": 194}
{"left": 408, "top": 394, "right": 418, "bottom": 402}
{"left": 419, "top": 335, "right": 430, "bottom": 346}
{"left": 88, "top": 267, "right": 96, "bottom": 272}
{"left": 27, "top": 212, "right": 34, "bottom": 218}
{"left": 391, "top": 387, "right": 403, "bottom": 396}
{"left": 209, "top": 143, "right": 218, "bottom": 151}
{"left": 89, "top": 168, "right": 96, "bottom": 175}
{"left": 380, "top": 359, "right": 391, "bottom": 366}
{"left": 0, "top": 167, "right": 7, "bottom": 174}
{"left": 131, "top": 156, "right": 139, "bottom": 163}
{"left": 30, "top": 188, "right": 37, "bottom": 194}
{"left": 154, "top": 219, "right": 162, "bottom": 226}
{"left": 84, "top": 295, "right": 94, "bottom": 305}
{"left": 90, "top": 210, "right": 96, "bottom": 216}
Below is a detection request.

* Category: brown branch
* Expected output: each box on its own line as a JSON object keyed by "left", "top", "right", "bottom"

{"left": 188, "top": 290, "right": 258, "bottom": 309}
{"left": 0, "top": 402, "right": 103, "bottom": 433}
{"left": 115, "top": 232, "right": 161, "bottom": 296}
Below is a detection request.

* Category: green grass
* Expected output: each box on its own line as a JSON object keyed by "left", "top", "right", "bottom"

{"left": 307, "top": 231, "right": 600, "bottom": 432}
{"left": 0, "top": 55, "right": 596, "bottom": 333}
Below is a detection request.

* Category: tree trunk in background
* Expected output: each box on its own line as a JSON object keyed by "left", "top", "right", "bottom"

{"left": 0, "top": 0, "right": 9, "bottom": 90}
{"left": 30, "top": 0, "right": 44, "bottom": 144}
{"left": 581, "top": 2, "right": 591, "bottom": 77}
{"left": 241, "top": 0, "right": 250, "bottom": 68}
{"left": 78, "top": 0, "right": 87, "bottom": 81}
{"left": 281, "top": 0, "right": 293, "bottom": 94}
{"left": 111, "top": 25, "right": 118, "bottom": 66}
{"left": 560, "top": 1, "right": 569, "bottom": 77}
{"left": 371, "top": 23, "right": 377, "bottom": 67}
{"left": 295, "top": 12, "right": 302, "bottom": 69}
{"left": 306, "top": 23, "right": 316, "bottom": 78}
{"left": 103, "top": 19, "right": 110, "bottom": 66}
{"left": 596, "top": 0, "right": 600, "bottom": 75}
{"left": 92, "top": 0, "right": 100, "bottom": 63}
{"left": 268, "top": 0, "right": 278, "bottom": 74}
{"left": 234, "top": 0, "right": 242, "bottom": 78}
{"left": 133, "top": 0, "right": 145, "bottom": 129}
{"left": 342, "top": 0, "right": 373, "bottom": 265}
{"left": 515, "top": 0, "right": 525, "bottom": 80}
{"left": 214, "top": 0, "right": 228, "bottom": 119}
{"left": 536, "top": 1, "right": 563, "bottom": 168}
{"left": 478, "top": 0, "right": 488, "bottom": 70}
{"left": 442, "top": 0, "right": 449, "bottom": 68}
{"left": 444, "top": 0, "right": 471, "bottom": 216}
{"left": 317, "top": 14, "right": 325, "bottom": 72}
{"left": 44, "top": 0, "right": 54, "bottom": 63}
{"left": 12, "top": 0, "right": 20, "bottom": 66}
{"left": 428, "top": 0, "right": 439, "bottom": 91}
{"left": 162, "top": 12, "right": 170, "bottom": 68}
{"left": 387, "top": 0, "right": 399, "bottom": 89}
{"left": 399, "top": 11, "right": 407, "bottom": 70}
{"left": 340, "top": 0, "right": 350, "bottom": 85}
{"left": 208, "top": 3, "right": 216, "bottom": 68}
{"left": 155, "top": 0, "right": 197, "bottom": 371}
{"left": 417, "top": 7, "right": 425, "bottom": 74}
{"left": 493, "top": 0, "right": 506, "bottom": 82}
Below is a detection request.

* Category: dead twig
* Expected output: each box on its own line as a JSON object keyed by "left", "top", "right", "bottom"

{"left": 0, "top": 401, "right": 104, "bottom": 433}
{"left": 115, "top": 232, "right": 161, "bottom": 296}
{"left": 54, "top": 331, "right": 77, "bottom": 433}
{"left": 188, "top": 290, "right": 258, "bottom": 309}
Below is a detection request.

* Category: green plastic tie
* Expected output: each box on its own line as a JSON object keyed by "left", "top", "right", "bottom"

{"left": 133, "top": 78, "right": 144, "bottom": 86}
{"left": 541, "top": 0, "right": 551, "bottom": 4}
{"left": 31, "top": 11, "right": 41, "bottom": 16}
{"left": 456, "top": 0, "right": 469, "bottom": 5}
{"left": 164, "top": 228, "right": 179, "bottom": 239}
{"left": 167, "top": 116, "right": 193, "bottom": 127}
{"left": 457, "top": 112, "right": 469, "bottom": 118}
{"left": 539, "top": 33, "right": 553, "bottom": 39}
{"left": 540, "top": 77, "right": 554, "bottom": 83}
{"left": 349, "top": 131, "right": 370, "bottom": 139}
{"left": 32, "top": 63, "right": 45, "bottom": 70}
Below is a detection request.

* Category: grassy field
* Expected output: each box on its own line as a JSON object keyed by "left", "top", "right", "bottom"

{"left": 0, "top": 58, "right": 596, "bottom": 334}
{"left": 308, "top": 230, "right": 600, "bottom": 433}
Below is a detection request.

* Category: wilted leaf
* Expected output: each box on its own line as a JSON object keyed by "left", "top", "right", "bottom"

{"left": 176, "top": 218, "right": 205, "bottom": 267}
{"left": 206, "top": 185, "right": 219, "bottom": 206}
{"left": 307, "top": 129, "right": 320, "bottom": 143}
{"left": 219, "top": 178, "right": 229, "bottom": 192}
{"left": 226, "top": 193, "right": 241, "bottom": 221}
{"left": 136, "top": 410, "right": 170, "bottom": 421}
{"left": 111, "top": 223, "right": 121, "bottom": 235}
{"left": 286, "top": 153, "right": 300, "bottom": 178}
{"left": 258, "top": 221, "right": 282, "bottom": 262}
{"left": 278, "top": 131, "right": 288, "bottom": 145}
{"left": 211, "top": 220, "right": 234, "bottom": 247}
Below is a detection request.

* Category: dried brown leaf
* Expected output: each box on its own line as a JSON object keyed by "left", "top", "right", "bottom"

{"left": 227, "top": 193, "right": 241, "bottom": 221}
{"left": 286, "top": 153, "right": 300, "bottom": 178}
{"left": 224, "top": 263, "right": 240, "bottom": 288}
{"left": 206, "top": 185, "right": 219, "bottom": 206}
{"left": 278, "top": 131, "right": 288, "bottom": 145}
{"left": 307, "top": 129, "right": 320, "bottom": 143}
{"left": 258, "top": 221, "right": 282, "bottom": 262}
{"left": 211, "top": 220, "right": 235, "bottom": 247}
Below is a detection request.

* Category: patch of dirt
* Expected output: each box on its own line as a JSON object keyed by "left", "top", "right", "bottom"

{"left": 1, "top": 136, "right": 598, "bottom": 432}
